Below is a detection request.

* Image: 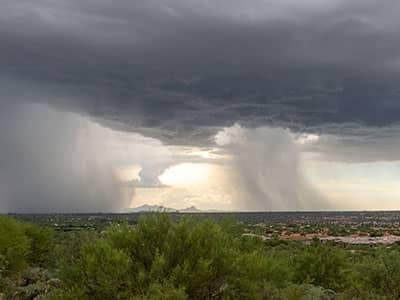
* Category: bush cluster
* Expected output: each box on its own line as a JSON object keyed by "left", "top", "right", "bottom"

{"left": 3, "top": 214, "right": 400, "bottom": 299}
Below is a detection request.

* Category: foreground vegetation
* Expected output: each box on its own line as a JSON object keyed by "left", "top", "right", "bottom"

{"left": 2, "top": 214, "right": 400, "bottom": 299}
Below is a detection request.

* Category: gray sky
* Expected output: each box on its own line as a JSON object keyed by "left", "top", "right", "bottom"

{"left": 1, "top": 0, "right": 400, "bottom": 212}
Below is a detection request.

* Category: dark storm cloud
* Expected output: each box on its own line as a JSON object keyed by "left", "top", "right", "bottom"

{"left": 3, "top": 0, "right": 400, "bottom": 212}
{"left": 1, "top": 0, "right": 400, "bottom": 147}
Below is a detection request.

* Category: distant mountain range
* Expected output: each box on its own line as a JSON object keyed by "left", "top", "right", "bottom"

{"left": 179, "top": 206, "right": 202, "bottom": 213}
{"left": 126, "top": 204, "right": 202, "bottom": 213}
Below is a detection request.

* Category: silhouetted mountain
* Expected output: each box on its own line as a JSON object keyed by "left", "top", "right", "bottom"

{"left": 179, "top": 206, "right": 201, "bottom": 212}
{"left": 126, "top": 205, "right": 178, "bottom": 213}
{"left": 126, "top": 204, "right": 202, "bottom": 213}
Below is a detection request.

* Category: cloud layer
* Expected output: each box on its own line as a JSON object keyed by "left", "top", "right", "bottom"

{"left": 1, "top": 0, "right": 400, "bottom": 147}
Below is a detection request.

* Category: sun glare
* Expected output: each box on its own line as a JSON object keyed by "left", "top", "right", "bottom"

{"left": 159, "top": 163, "right": 211, "bottom": 186}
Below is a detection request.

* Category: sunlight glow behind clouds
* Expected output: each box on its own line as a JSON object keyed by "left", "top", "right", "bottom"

{"left": 159, "top": 163, "right": 211, "bottom": 187}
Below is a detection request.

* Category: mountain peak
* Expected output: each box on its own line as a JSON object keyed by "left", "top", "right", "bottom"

{"left": 180, "top": 206, "right": 201, "bottom": 212}
{"left": 126, "top": 204, "right": 202, "bottom": 213}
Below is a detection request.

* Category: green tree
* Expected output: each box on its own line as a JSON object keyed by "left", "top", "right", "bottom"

{"left": 293, "top": 243, "right": 349, "bottom": 291}
{"left": 358, "top": 250, "right": 400, "bottom": 299}
{"left": 60, "top": 239, "right": 132, "bottom": 300}
{"left": 0, "top": 216, "right": 36, "bottom": 273}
